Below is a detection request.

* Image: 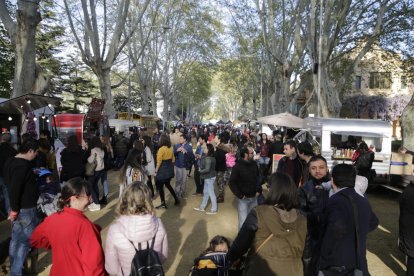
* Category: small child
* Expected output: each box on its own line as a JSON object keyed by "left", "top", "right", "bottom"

{"left": 190, "top": 236, "right": 232, "bottom": 276}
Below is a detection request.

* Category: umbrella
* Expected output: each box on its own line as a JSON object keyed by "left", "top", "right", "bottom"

{"left": 257, "top": 112, "right": 304, "bottom": 128}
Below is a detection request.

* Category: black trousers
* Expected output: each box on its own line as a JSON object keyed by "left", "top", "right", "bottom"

{"left": 194, "top": 167, "right": 204, "bottom": 194}
{"left": 156, "top": 179, "right": 178, "bottom": 204}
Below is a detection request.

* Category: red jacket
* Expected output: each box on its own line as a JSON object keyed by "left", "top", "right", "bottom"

{"left": 30, "top": 207, "right": 105, "bottom": 276}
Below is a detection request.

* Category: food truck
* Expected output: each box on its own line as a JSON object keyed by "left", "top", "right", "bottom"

{"left": 302, "top": 117, "right": 393, "bottom": 177}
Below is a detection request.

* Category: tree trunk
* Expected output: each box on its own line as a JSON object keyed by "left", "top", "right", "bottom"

{"left": 401, "top": 89, "right": 414, "bottom": 150}
{"left": 96, "top": 68, "right": 115, "bottom": 118}
{"left": 12, "top": 1, "right": 41, "bottom": 97}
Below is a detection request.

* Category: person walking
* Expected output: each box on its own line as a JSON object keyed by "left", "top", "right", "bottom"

{"left": 3, "top": 139, "right": 40, "bottom": 276}
{"left": 399, "top": 181, "right": 414, "bottom": 276}
{"left": 173, "top": 134, "right": 194, "bottom": 200}
{"left": 60, "top": 135, "right": 85, "bottom": 182}
{"left": 319, "top": 164, "right": 379, "bottom": 275}
{"left": 213, "top": 133, "right": 229, "bottom": 203}
{"left": 85, "top": 136, "right": 105, "bottom": 211}
{"left": 143, "top": 135, "right": 156, "bottom": 198}
{"left": 119, "top": 148, "right": 147, "bottom": 197}
{"left": 277, "top": 140, "right": 303, "bottom": 187}
{"left": 105, "top": 182, "right": 168, "bottom": 275}
{"left": 229, "top": 146, "right": 261, "bottom": 230}
{"left": 99, "top": 136, "right": 113, "bottom": 205}
{"left": 0, "top": 132, "right": 17, "bottom": 215}
{"left": 193, "top": 134, "right": 207, "bottom": 196}
{"left": 227, "top": 172, "right": 307, "bottom": 276}
{"left": 194, "top": 144, "right": 217, "bottom": 215}
{"left": 155, "top": 134, "right": 180, "bottom": 209}
{"left": 30, "top": 178, "right": 105, "bottom": 276}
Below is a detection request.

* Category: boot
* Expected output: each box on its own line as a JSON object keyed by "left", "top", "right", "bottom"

{"left": 99, "top": 196, "right": 108, "bottom": 205}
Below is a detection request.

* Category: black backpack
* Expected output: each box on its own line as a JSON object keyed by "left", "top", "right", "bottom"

{"left": 126, "top": 236, "right": 165, "bottom": 276}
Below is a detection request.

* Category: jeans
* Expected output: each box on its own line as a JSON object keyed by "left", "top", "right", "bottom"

{"left": 115, "top": 156, "right": 125, "bottom": 169}
{"left": 87, "top": 170, "right": 105, "bottom": 204}
{"left": 175, "top": 167, "right": 188, "bottom": 198}
{"left": 0, "top": 176, "right": 11, "bottom": 215}
{"left": 194, "top": 167, "right": 204, "bottom": 194}
{"left": 10, "top": 207, "right": 40, "bottom": 276}
{"left": 200, "top": 177, "right": 217, "bottom": 212}
{"left": 99, "top": 170, "right": 109, "bottom": 197}
{"left": 237, "top": 197, "right": 258, "bottom": 230}
{"left": 259, "top": 156, "right": 270, "bottom": 165}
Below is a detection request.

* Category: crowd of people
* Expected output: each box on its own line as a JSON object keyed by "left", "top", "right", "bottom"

{"left": 0, "top": 123, "right": 411, "bottom": 276}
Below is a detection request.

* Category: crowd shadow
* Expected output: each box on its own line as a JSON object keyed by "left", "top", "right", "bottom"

{"left": 366, "top": 187, "right": 405, "bottom": 275}
{"left": 159, "top": 190, "right": 186, "bottom": 273}
{"left": 178, "top": 220, "right": 208, "bottom": 275}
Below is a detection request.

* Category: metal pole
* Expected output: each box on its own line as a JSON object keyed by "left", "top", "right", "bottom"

{"left": 127, "top": 19, "right": 132, "bottom": 120}
{"left": 317, "top": 0, "right": 323, "bottom": 118}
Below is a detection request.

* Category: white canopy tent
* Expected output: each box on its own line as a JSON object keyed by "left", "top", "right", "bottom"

{"left": 257, "top": 112, "right": 304, "bottom": 128}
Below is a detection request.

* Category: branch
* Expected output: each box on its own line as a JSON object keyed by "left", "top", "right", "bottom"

{"left": 0, "top": 0, "right": 17, "bottom": 44}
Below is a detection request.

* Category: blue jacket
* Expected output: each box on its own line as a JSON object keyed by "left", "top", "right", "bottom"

{"left": 195, "top": 145, "right": 204, "bottom": 168}
{"left": 173, "top": 142, "right": 195, "bottom": 169}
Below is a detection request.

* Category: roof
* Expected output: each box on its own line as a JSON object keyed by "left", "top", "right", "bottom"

{"left": 0, "top": 93, "right": 62, "bottom": 115}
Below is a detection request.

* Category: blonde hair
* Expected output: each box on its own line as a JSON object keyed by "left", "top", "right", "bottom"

{"left": 116, "top": 181, "right": 154, "bottom": 216}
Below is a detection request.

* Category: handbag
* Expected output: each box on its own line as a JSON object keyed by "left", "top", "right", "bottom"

{"left": 155, "top": 159, "right": 174, "bottom": 182}
{"left": 85, "top": 154, "right": 97, "bottom": 176}
{"left": 318, "top": 193, "right": 363, "bottom": 276}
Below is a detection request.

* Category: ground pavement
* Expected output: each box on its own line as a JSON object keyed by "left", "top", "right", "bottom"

{"left": 0, "top": 170, "right": 409, "bottom": 275}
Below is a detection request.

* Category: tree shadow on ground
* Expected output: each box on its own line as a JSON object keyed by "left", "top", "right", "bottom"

{"left": 178, "top": 219, "right": 208, "bottom": 275}
{"left": 366, "top": 187, "right": 406, "bottom": 275}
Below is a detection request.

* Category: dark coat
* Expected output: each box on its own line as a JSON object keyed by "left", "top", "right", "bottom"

{"left": 229, "top": 159, "right": 261, "bottom": 199}
{"left": 0, "top": 142, "right": 17, "bottom": 177}
{"left": 277, "top": 156, "right": 303, "bottom": 186}
{"left": 399, "top": 183, "right": 414, "bottom": 257}
{"left": 319, "top": 188, "right": 379, "bottom": 275}
{"left": 60, "top": 146, "right": 85, "bottom": 181}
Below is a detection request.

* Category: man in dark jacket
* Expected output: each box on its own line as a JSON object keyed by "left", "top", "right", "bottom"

{"left": 213, "top": 133, "right": 229, "bottom": 203}
{"left": 399, "top": 181, "right": 414, "bottom": 275}
{"left": 277, "top": 140, "right": 303, "bottom": 186}
{"left": 4, "top": 139, "right": 40, "bottom": 275}
{"left": 229, "top": 146, "right": 261, "bottom": 230}
{"left": 173, "top": 134, "right": 195, "bottom": 199}
{"left": 319, "top": 164, "right": 379, "bottom": 275}
{"left": 0, "top": 132, "right": 17, "bottom": 215}
{"left": 113, "top": 132, "right": 129, "bottom": 169}
{"left": 299, "top": 155, "right": 330, "bottom": 276}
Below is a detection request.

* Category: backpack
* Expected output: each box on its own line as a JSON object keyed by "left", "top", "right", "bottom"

{"left": 127, "top": 236, "right": 164, "bottom": 276}
{"left": 356, "top": 152, "right": 371, "bottom": 171}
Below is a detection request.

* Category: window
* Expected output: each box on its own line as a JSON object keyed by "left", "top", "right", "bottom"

{"left": 369, "top": 72, "right": 391, "bottom": 89}
{"left": 401, "top": 76, "right": 407, "bottom": 89}
{"left": 355, "top": 76, "right": 362, "bottom": 90}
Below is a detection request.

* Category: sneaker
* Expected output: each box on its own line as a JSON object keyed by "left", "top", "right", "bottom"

{"left": 206, "top": 211, "right": 217, "bottom": 215}
{"left": 194, "top": 207, "right": 205, "bottom": 212}
{"left": 155, "top": 203, "right": 168, "bottom": 209}
{"left": 88, "top": 203, "right": 101, "bottom": 211}
{"left": 174, "top": 200, "right": 181, "bottom": 206}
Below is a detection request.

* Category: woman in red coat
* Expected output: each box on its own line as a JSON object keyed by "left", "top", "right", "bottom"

{"left": 30, "top": 178, "right": 105, "bottom": 276}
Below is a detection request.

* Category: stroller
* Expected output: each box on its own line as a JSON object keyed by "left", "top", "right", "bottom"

{"left": 35, "top": 169, "right": 60, "bottom": 218}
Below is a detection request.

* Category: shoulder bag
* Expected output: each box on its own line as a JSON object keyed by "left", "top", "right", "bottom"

{"left": 85, "top": 154, "right": 97, "bottom": 176}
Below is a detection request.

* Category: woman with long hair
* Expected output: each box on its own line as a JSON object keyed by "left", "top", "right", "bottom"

{"left": 143, "top": 135, "right": 156, "bottom": 197}
{"left": 227, "top": 172, "right": 307, "bottom": 276}
{"left": 86, "top": 136, "right": 105, "bottom": 211}
{"left": 105, "top": 182, "right": 168, "bottom": 275}
{"left": 60, "top": 135, "right": 85, "bottom": 182}
{"left": 30, "top": 178, "right": 105, "bottom": 275}
{"left": 98, "top": 136, "right": 114, "bottom": 205}
{"left": 119, "top": 148, "right": 147, "bottom": 197}
{"left": 194, "top": 144, "right": 217, "bottom": 214}
{"left": 155, "top": 134, "right": 179, "bottom": 209}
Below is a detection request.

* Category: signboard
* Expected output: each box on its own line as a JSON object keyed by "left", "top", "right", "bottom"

{"left": 53, "top": 114, "right": 84, "bottom": 145}
{"left": 390, "top": 152, "right": 413, "bottom": 175}
{"left": 272, "top": 154, "right": 285, "bottom": 173}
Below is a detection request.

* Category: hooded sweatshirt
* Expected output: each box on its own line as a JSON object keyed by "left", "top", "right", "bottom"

{"left": 105, "top": 214, "right": 168, "bottom": 276}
